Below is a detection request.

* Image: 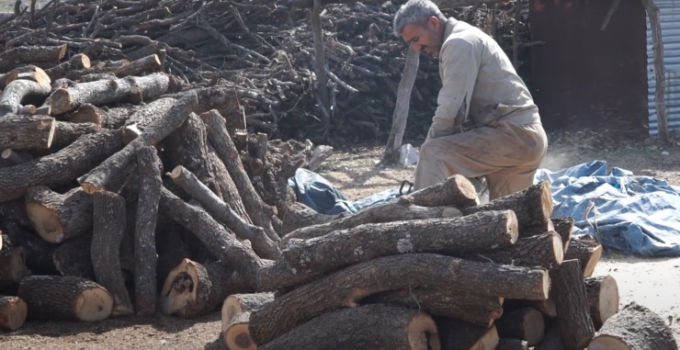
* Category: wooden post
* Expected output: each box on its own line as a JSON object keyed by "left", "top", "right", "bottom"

{"left": 311, "top": 0, "right": 330, "bottom": 127}
{"left": 642, "top": 0, "right": 669, "bottom": 143}
{"left": 382, "top": 47, "right": 420, "bottom": 164}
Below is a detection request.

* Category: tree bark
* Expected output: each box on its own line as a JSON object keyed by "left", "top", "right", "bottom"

{"left": 519, "top": 219, "right": 554, "bottom": 238}
{"left": 0, "top": 114, "right": 55, "bottom": 150}
{"left": 17, "top": 275, "right": 113, "bottom": 322}
{"left": 25, "top": 186, "right": 93, "bottom": 243}
{"left": 259, "top": 304, "right": 441, "bottom": 350}
{"left": 436, "top": 317, "right": 499, "bottom": 350}
{"left": 250, "top": 253, "right": 550, "bottom": 344}
{"left": 52, "top": 234, "right": 96, "bottom": 281}
{"left": 280, "top": 199, "right": 462, "bottom": 246}
{"left": 133, "top": 145, "right": 162, "bottom": 316}
{"left": 564, "top": 235, "right": 602, "bottom": 278}
{"left": 0, "top": 295, "right": 27, "bottom": 331}
{"left": 78, "top": 91, "right": 196, "bottom": 194}
{"left": 360, "top": 288, "right": 503, "bottom": 327}
{"left": 0, "top": 200, "right": 32, "bottom": 229}
{"left": 91, "top": 191, "right": 134, "bottom": 317}
{"left": 278, "top": 202, "right": 336, "bottom": 235}
{"left": 403, "top": 174, "right": 478, "bottom": 208}
{"left": 44, "top": 53, "right": 91, "bottom": 80}
{"left": 463, "top": 181, "right": 553, "bottom": 228}
{"left": 47, "top": 72, "right": 170, "bottom": 115}
{"left": 497, "top": 338, "right": 529, "bottom": 350}
{"left": 0, "top": 80, "right": 52, "bottom": 116}
{"left": 383, "top": 47, "right": 419, "bottom": 164}
{"left": 0, "top": 44, "right": 68, "bottom": 73}
{"left": 588, "top": 302, "right": 678, "bottom": 350}
{"left": 52, "top": 121, "right": 101, "bottom": 149}
{"left": 460, "top": 231, "right": 564, "bottom": 269}
{"left": 585, "top": 275, "right": 619, "bottom": 330}
{"left": 551, "top": 259, "right": 595, "bottom": 350}
{"left": 552, "top": 217, "right": 574, "bottom": 252}
{"left": 109, "top": 54, "right": 161, "bottom": 77}
{"left": 495, "top": 307, "right": 545, "bottom": 346}
{"left": 0, "top": 128, "right": 122, "bottom": 202}
{"left": 168, "top": 165, "right": 281, "bottom": 260}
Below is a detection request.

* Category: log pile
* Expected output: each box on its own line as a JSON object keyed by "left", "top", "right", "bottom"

{"left": 0, "top": 0, "right": 534, "bottom": 146}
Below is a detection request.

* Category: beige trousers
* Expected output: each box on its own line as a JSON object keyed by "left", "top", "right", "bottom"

{"left": 413, "top": 121, "right": 548, "bottom": 201}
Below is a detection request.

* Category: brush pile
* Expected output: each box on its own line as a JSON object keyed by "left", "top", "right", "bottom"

{"left": 0, "top": 0, "right": 534, "bottom": 146}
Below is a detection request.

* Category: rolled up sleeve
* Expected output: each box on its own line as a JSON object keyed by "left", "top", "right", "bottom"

{"left": 427, "top": 39, "right": 479, "bottom": 140}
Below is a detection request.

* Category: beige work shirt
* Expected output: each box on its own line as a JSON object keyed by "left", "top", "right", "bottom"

{"left": 427, "top": 18, "right": 541, "bottom": 140}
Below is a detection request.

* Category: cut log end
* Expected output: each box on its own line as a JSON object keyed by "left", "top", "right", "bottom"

{"left": 597, "top": 276, "right": 620, "bottom": 327}
{"left": 408, "top": 312, "right": 441, "bottom": 350}
{"left": 0, "top": 296, "right": 27, "bottom": 331}
{"left": 539, "top": 181, "right": 553, "bottom": 222}
{"left": 160, "top": 259, "right": 197, "bottom": 316}
{"left": 25, "top": 202, "right": 64, "bottom": 243}
{"left": 76, "top": 286, "right": 115, "bottom": 322}
{"left": 49, "top": 88, "right": 73, "bottom": 115}
{"left": 584, "top": 244, "right": 603, "bottom": 277}
{"left": 225, "top": 313, "right": 256, "bottom": 350}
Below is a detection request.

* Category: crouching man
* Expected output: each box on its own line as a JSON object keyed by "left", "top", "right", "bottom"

{"left": 393, "top": 0, "right": 548, "bottom": 200}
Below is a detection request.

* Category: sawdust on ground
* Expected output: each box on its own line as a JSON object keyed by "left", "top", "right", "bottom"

{"left": 2, "top": 130, "right": 680, "bottom": 349}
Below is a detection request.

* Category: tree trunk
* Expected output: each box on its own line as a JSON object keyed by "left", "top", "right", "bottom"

{"left": 495, "top": 307, "right": 545, "bottom": 346}
{"left": 552, "top": 217, "right": 574, "bottom": 252}
{"left": 497, "top": 338, "right": 528, "bottom": 350}
{"left": 383, "top": 47, "right": 419, "bottom": 164}
{"left": 17, "top": 275, "right": 113, "bottom": 322}
{"left": 0, "top": 220, "right": 57, "bottom": 275}
{"left": 25, "top": 186, "right": 93, "bottom": 243}
{"left": 78, "top": 91, "right": 196, "bottom": 194}
{"left": 551, "top": 259, "right": 595, "bottom": 350}
{"left": 250, "top": 253, "right": 550, "bottom": 345}
{"left": 133, "top": 145, "right": 162, "bottom": 316}
{"left": 46, "top": 72, "right": 170, "bottom": 115}
{"left": 52, "top": 234, "right": 96, "bottom": 281}
{"left": 0, "top": 295, "right": 27, "bottom": 331}
{"left": 0, "top": 80, "right": 52, "bottom": 116}
{"left": 0, "top": 235, "right": 27, "bottom": 287}
{"left": 280, "top": 200, "right": 462, "bottom": 246}
{"left": 564, "top": 235, "right": 602, "bottom": 278}
{"left": 588, "top": 302, "right": 678, "bottom": 350}
{"left": 460, "top": 231, "right": 564, "bottom": 269}
{"left": 404, "top": 174, "right": 478, "bottom": 208}
{"left": 221, "top": 292, "right": 275, "bottom": 332}
{"left": 534, "top": 323, "right": 565, "bottom": 350}
{"left": 0, "top": 128, "right": 122, "bottom": 202}
{"left": 436, "top": 317, "right": 499, "bottom": 350}
{"left": 0, "top": 45, "right": 67, "bottom": 72}
{"left": 259, "top": 304, "right": 441, "bottom": 350}
{"left": 360, "top": 288, "right": 503, "bottom": 327}
{"left": 463, "top": 181, "right": 553, "bottom": 228}
{"left": 91, "top": 190, "right": 134, "bottom": 317}
{"left": 0, "top": 114, "right": 55, "bottom": 150}
{"left": 268, "top": 210, "right": 519, "bottom": 290}
{"left": 585, "top": 275, "right": 620, "bottom": 330}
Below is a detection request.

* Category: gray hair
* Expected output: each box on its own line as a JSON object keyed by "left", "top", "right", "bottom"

{"left": 393, "top": 0, "right": 445, "bottom": 38}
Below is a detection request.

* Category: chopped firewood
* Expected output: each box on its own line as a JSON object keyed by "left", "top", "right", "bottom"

{"left": 250, "top": 253, "right": 550, "bottom": 345}
{"left": 258, "top": 305, "right": 441, "bottom": 350}
{"left": 585, "top": 275, "right": 620, "bottom": 330}
{"left": 133, "top": 145, "right": 163, "bottom": 316}
{"left": 0, "top": 80, "right": 52, "bottom": 116}
{"left": 551, "top": 259, "right": 596, "bottom": 350}
{"left": 5, "top": 65, "right": 52, "bottom": 90}
{"left": 52, "top": 234, "right": 96, "bottom": 281}
{"left": 463, "top": 181, "right": 553, "bottom": 228}
{"left": 0, "top": 235, "right": 27, "bottom": 287}
{"left": 588, "top": 302, "right": 678, "bottom": 350}
{"left": 78, "top": 91, "right": 197, "bottom": 194}
{"left": 497, "top": 338, "right": 529, "bottom": 350}
{"left": 0, "top": 45, "right": 68, "bottom": 73}
{"left": 221, "top": 292, "right": 275, "bottom": 333}
{"left": 436, "top": 317, "right": 499, "bottom": 350}
{"left": 0, "top": 220, "right": 57, "bottom": 275}
{"left": 552, "top": 217, "right": 574, "bottom": 251}
{"left": 534, "top": 323, "right": 565, "bottom": 350}
{"left": 280, "top": 199, "right": 462, "bottom": 246}
{"left": 360, "top": 288, "right": 504, "bottom": 327}
{"left": 263, "top": 210, "right": 519, "bottom": 290}
{"left": 109, "top": 54, "right": 161, "bottom": 77}
{"left": 495, "top": 307, "right": 545, "bottom": 346}
{"left": 91, "top": 191, "right": 134, "bottom": 317}
{"left": 0, "top": 296, "right": 27, "bottom": 331}
{"left": 404, "top": 174, "right": 479, "bottom": 208}
{"left": 460, "top": 231, "right": 564, "bottom": 269}
{"left": 564, "top": 234, "right": 602, "bottom": 278}
{"left": 45, "top": 54, "right": 92, "bottom": 80}
{"left": 17, "top": 275, "right": 113, "bottom": 322}
{"left": 0, "top": 114, "right": 55, "bottom": 150}
{"left": 25, "top": 186, "right": 93, "bottom": 243}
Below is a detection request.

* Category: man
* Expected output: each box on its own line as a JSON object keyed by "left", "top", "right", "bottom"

{"left": 393, "top": 0, "right": 548, "bottom": 201}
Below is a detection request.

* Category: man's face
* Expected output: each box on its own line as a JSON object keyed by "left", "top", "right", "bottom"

{"left": 401, "top": 16, "right": 444, "bottom": 58}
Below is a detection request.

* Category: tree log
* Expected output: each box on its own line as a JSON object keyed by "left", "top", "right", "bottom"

{"left": 0, "top": 235, "right": 27, "bottom": 287}
{"left": 0, "top": 149, "right": 33, "bottom": 167}
{"left": 72, "top": 103, "right": 136, "bottom": 128}
{"left": 52, "top": 234, "right": 96, "bottom": 280}
{"left": 564, "top": 235, "right": 602, "bottom": 278}
{"left": 25, "top": 186, "right": 93, "bottom": 243}
{"left": 0, "top": 128, "right": 122, "bottom": 202}
{"left": 278, "top": 202, "right": 336, "bottom": 235}
{"left": 497, "top": 338, "right": 529, "bottom": 350}
{"left": 267, "top": 210, "right": 518, "bottom": 290}
{"left": 519, "top": 219, "right": 554, "bottom": 238}
{"left": 44, "top": 53, "right": 92, "bottom": 80}
{"left": 588, "top": 302, "right": 678, "bottom": 350}
{"left": 504, "top": 298, "right": 557, "bottom": 319}
{"left": 280, "top": 199, "right": 462, "bottom": 246}
{"left": 403, "top": 174, "right": 478, "bottom": 208}
{"left": 249, "top": 253, "right": 550, "bottom": 345}
{"left": 91, "top": 191, "right": 133, "bottom": 317}
{"left": 0, "top": 44, "right": 68, "bottom": 73}
{"left": 495, "top": 307, "right": 545, "bottom": 346}
{"left": 585, "top": 275, "right": 620, "bottom": 330}
{"left": 109, "top": 54, "right": 161, "bottom": 77}
{"left": 0, "top": 295, "right": 27, "bottom": 331}
{"left": 383, "top": 47, "right": 419, "bottom": 164}
{"left": 460, "top": 231, "right": 563, "bottom": 269}
{"left": 168, "top": 166, "right": 281, "bottom": 260}
{"left": 0, "top": 80, "right": 52, "bottom": 116}
{"left": 0, "top": 220, "right": 57, "bottom": 275}
{"left": 360, "top": 288, "right": 504, "bottom": 327}
{"left": 551, "top": 259, "right": 595, "bottom": 350}
{"left": 437, "top": 317, "right": 499, "bottom": 350}
{"left": 0, "top": 200, "right": 32, "bottom": 228}
{"left": 221, "top": 292, "right": 275, "bottom": 333}
{"left": 258, "top": 304, "right": 441, "bottom": 350}
{"left": 463, "top": 181, "right": 552, "bottom": 229}
{"left": 52, "top": 121, "right": 101, "bottom": 149}
{"left": 78, "top": 91, "right": 196, "bottom": 194}
{"left": 224, "top": 311, "right": 256, "bottom": 350}
{"left": 133, "top": 145, "right": 162, "bottom": 316}
{"left": 17, "top": 275, "right": 113, "bottom": 322}
{"left": 4, "top": 65, "right": 51, "bottom": 90}
{"left": 552, "top": 217, "right": 574, "bottom": 252}
{"left": 535, "top": 323, "right": 565, "bottom": 350}
{"left": 47, "top": 72, "right": 170, "bottom": 115}
{"left": 0, "top": 114, "right": 55, "bottom": 150}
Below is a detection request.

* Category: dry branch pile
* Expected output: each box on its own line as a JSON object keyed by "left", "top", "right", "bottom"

{"left": 0, "top": 0, "right": 534, "bottom": 146}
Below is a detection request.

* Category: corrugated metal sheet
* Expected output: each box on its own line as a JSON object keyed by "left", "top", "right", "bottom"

{"left": 647, "top": 0, "right": 680, "bottom": 136}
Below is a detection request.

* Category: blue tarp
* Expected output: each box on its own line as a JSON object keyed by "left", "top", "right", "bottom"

{"left": 288, "top": 161, "right": 680, "bottom": 257}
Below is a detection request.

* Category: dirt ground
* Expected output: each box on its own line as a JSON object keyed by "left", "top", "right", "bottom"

{"left": 2, "top": 130, "right": 680, "bottom": 349}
